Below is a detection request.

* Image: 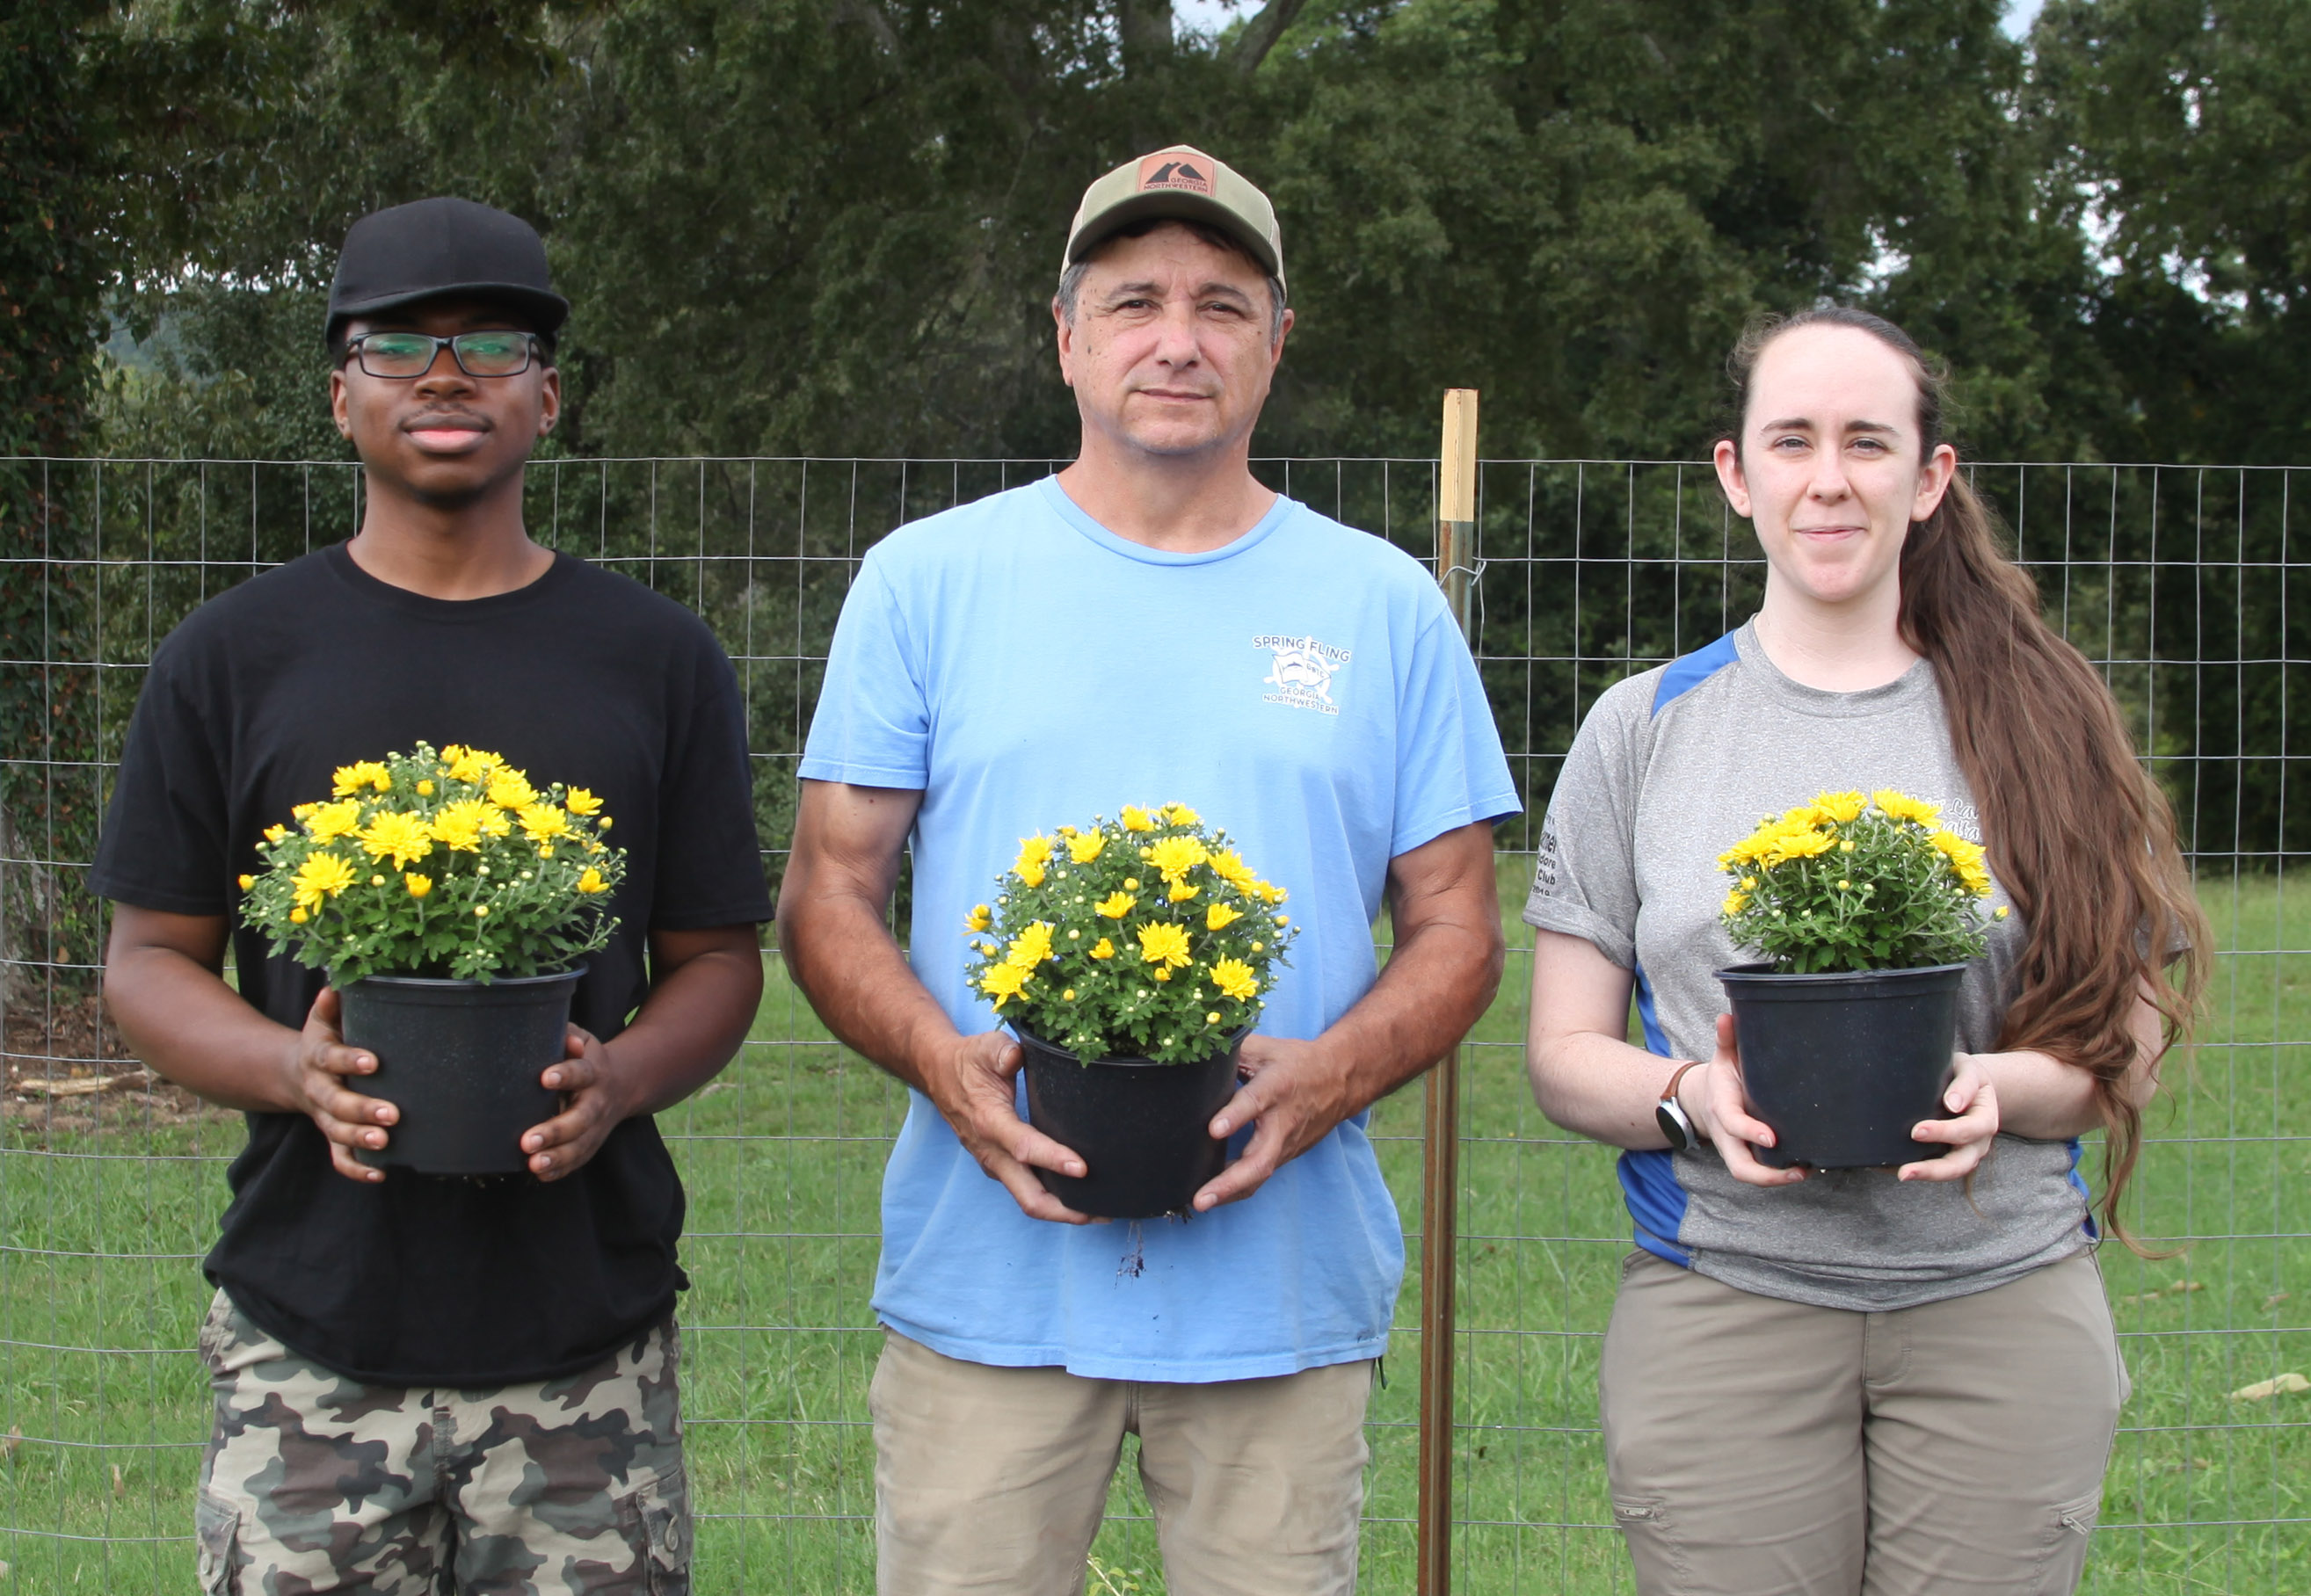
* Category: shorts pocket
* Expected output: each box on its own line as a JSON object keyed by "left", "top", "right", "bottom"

{"left": 2030, "top": 1487, "right": 2103, "bottom": 1594}
{"left": 614, "top": 1465, "right": 692, "bottom": 1595}
{"left": 1612, "top": 1497, "right": 1685, "bottom": 1592}
{"left": 194, "top": 1486, "right": 240, "bottom": 1595}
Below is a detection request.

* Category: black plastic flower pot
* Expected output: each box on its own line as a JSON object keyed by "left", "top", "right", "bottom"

{"left": 1015, "top": 1026, "right": 1245, "bottom": 1219}
{"left": 1715, "top": 961, "right": 1966, "bottom": 1171}
{"left": 338, "top": 964, "right": 585, "bottom": 1176}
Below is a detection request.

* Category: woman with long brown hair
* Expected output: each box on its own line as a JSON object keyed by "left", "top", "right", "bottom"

{"left": 1524, "top": 308, "right": 2205, "bottom": 1595}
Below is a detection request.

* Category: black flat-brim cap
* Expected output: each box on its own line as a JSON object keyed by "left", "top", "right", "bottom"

{"left": 324, "top": 197, "right": 570, "bottom": 346}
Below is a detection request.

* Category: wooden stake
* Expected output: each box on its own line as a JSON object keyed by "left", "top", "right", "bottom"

{"left": 1419, "top": 387, "right": 1479, "bottom": 1596}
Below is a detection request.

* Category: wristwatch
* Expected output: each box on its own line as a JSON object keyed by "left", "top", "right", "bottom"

{"left": 1655, "top": 1061, "right": 1704, "bottom": 1152}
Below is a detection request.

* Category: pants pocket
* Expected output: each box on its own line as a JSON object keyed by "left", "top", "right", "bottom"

{"left": 614, "top": 1465, "right": 693, "bottom": 1595}
{"left": 195, "top": 1486, "right": 240, "bottom": 1595}
{"left": 2031, "top": 1487, "right": 2103, "bottom": 1595}
{"left": 1612, "top": 1497, "right": 1684, "bottom": 1594}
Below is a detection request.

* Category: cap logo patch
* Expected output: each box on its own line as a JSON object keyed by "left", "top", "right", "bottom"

{"left": 1137, "top": 156, "right": 1213, "bottom": 196}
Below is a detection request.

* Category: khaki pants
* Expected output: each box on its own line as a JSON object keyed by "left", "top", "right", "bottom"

{"left": 1600, "top": 1250, "right": 2126, "bottom": 1596}
{"left": 869, "top": 1330, "right": 1371, "bottom": 1596}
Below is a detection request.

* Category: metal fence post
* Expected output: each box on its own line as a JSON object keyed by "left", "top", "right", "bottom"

{"left": 1418, "top": 388, "right": 1479, "bottom": 1596}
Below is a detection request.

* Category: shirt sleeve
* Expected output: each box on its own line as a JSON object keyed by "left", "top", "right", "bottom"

{"left": 1389, "top": 607, "right": 1522, "bottom": 859}
{"left": 89, "top": 642, "right": 234, "bottom": 917}
{"left": 1522, "top": 686, "right": 1644, "bottom": 968}
{"left": 796, "top": 556, "right": 930, "bottom": 790}
{"left": 648, "top": 637, "right": 774, "bottom": 931}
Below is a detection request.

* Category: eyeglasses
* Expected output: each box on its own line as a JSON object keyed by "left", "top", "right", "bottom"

{"left": 342, "top": 330, "right": 542, "bottom": 379}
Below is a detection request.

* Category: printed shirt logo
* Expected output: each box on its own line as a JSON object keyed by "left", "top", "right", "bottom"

{"left": 1255, "top": 633, "right": 1350, "bottom": 715}
{"left": 1137, "top": 155, "right": 1213, "bottom": 195}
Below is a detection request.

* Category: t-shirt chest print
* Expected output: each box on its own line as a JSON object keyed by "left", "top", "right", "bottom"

{"left": 1255, "top": 632, "right": 1351, "bottom": 715}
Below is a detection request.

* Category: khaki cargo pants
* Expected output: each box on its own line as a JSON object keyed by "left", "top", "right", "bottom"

{"left": 194, "top": 1288, "right": 691, "bottom": 1594}
{"left": 1599, "top": 1250, "right": 2127, "bottom": 1596}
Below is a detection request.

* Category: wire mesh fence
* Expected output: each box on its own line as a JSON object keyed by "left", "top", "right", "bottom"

{"left": 0, "top": 454, "right": 2303, "bottom": 1593}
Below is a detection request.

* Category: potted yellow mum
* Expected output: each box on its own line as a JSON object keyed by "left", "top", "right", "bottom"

{"left": 238, "top": 743, "right": 627, "bottom": 1174}
{"left": 965, "top": 803, "right": 1298, "bottom": 1217}
{"left": 1713, "top": 789, "right": 2002, "bottom": 1169}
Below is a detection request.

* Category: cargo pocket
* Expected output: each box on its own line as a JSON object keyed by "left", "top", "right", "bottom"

{"left": 194, "top": 1487, "right": 240, "bottom": 1595}
{"left": 1612, "top": 1497, "right": 1685, "bottom": 1591}
{"left": 614, "top": 1466, "right": 692, "bottom": 1595}
{"left": 2030, "top": 1487, "right": 2102, "bottom": 1594}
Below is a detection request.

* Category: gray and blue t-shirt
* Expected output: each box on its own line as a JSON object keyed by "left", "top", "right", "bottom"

{"left": 1524, "top": 622, "right": 2092, "bottom": 1311}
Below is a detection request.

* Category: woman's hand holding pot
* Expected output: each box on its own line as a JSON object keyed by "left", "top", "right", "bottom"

{"left": 1690, "top": 1015, "right": 1807, "bottom": 1186}
{"left": 1897, "top": 1054, "right": 2000, "bottom": 1181}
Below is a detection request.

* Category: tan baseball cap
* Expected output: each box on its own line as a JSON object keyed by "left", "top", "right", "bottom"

{"left": 1060, "top": 145, "right": 1284, "bottom": 290}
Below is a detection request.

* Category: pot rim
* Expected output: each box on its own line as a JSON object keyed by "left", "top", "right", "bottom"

{"left": 341, "top": 961, "right": 588, "bottom": 993}
{"left": 1011, "top": 1020, "right": 1253, "bottom": 1069}
{"left": 1716, "top": 959, "right": 1970, "bottom": 983}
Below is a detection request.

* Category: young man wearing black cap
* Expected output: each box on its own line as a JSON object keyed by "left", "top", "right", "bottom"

{"left": 780, "top": 148, "right": 1517, "bottom": 1594}
{"left": 95, "top": 198, "right": 767, "bottom": 1593}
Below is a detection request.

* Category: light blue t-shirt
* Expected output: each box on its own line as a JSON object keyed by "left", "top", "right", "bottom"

{"left": 798, "top": 476, "right": 1519, "bottom": 1381}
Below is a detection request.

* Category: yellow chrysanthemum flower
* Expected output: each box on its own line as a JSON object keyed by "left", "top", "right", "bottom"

{"left": 263, "top": 823, "right": 287, "bottom": 844}
{"left": 1210, "top": 956, "right": 1258, "bottom": 1001}
{"left": 1872, "top": 789, "right": 1942, "bottom": 826}
{"left": 404, "top": 873, "right": 432, "bottom": 898}
{"left": 360, "top": 810, "right": 434, "bottom": 868}
{"left": 289, "top": 907, "right": 308, "bottom": 925}
{"left": 1206, "top": 849, "right": 1257, "bottom": 890}
{"left": 1005, "top": 922, "right": 1055, "bottom": 970}
{"left": 577, "top": 867, "right": 609, "bottom": 895}
{"left": 444, "top": 746, "right": 499, "bottom": 785}
{"left": 1120, "top": 805, "right": 1157, "bottom": 832}
{"left": 563, "top": 787, "right": 604, "bottom": 816}
{"left": 981, "top": 962, "right": 1028, "bottom": 1010}
{"left": 1165, "top": 803, "right": 1201, "bottom": 825}
{"left": 1206, "top": 903, "right": 1241, "bottom": 931}
{"left": 1995, "top": 905, "right": 2009, "bottom": 919}
{"left": 1067, "top": 831, "right": 1105, "bottom": 865}
{"left": 1722, "top": 889, "right": 1749, "bottom": 916}
{"left": 1780, "top": 802, "right": 1823, "bottom": 830}
{"left": 304, "top": 800, "right": 362, "bottom": 842}
{"left": 1017, "top": 833, "right": 1056, "bottom": 870}
{"left": 1089, "top": 938, "right": 1116, "bottom": 960}
{"left": 1137, "top": 922, "right": 1193, "bottom": 969}
{"left": 332, "top": 761, "right": 392, "bottom": 797}
{"left": 432, "top": 800, "right": 494, "bottom": 852}
{"left": 1765, "top": 827, "right": 1836, "bottom": 865}
{"left": 415, "top": 780, "right": 434, "bottom": 797}
{"left": 488, "top": 769, "right": 539, "bottom": 811}
{"left": 1255, "top": 880, "right": 1289, "bottom": 904}
{"left": 236, "top": 873, "right": 255, "bottom": 890}
{"left": 1146, "top": 835, "right": 1209, "bottom": 882}
{"left": 1167, "top": 880, "right": 1200, "bottom": 903}
{"left": 965, "top": 903, "right": 992, "bottom": 932}
{"left": 1018, "top": 860, "right": 1046, "bottom": 889}
{"left": 1810, "top": 790, "right": 1866, "bottom": 824}
{"left": 292, "top": 851, "right": 357, "bottom": 910}
{"left": 1929, "top": 830, "right": 1993, "bottom": 896}
{"left": 1096, "top": 891, "right": 1136, "bottom": 919}
{"left": 292, "top": 802, "right": 316, "bottom": 820}
{"left": 519, "top": 802, "right": 571, "bottom": 843}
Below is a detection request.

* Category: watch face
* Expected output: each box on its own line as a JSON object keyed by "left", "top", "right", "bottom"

{"left": 1655, "top": 1101, "right": 1690, "bottom": 1152}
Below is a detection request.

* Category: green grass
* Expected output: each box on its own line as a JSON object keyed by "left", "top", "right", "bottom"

{"left": 1, "top": 864, "right": 2304, "bottom": 1592}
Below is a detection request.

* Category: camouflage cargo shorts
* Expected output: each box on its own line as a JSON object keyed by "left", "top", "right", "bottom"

{"left": 194, "top": 1288, "right": 691, "bottom": 1594}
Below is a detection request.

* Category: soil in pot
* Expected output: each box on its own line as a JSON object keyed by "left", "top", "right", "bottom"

{"left": 1015, "top": 1027, "right": 1244, "bottom": 1219}
{"left": 1716, "top": 961, "right": 1966, "bottom": 1171}
{"left": 338, "top": 965, "right": 585, "bottom": 1176}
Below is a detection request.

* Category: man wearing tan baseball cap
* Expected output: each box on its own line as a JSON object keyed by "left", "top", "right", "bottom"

{"left": 781, "top": 145, "right": 1515, "bottom": 1595}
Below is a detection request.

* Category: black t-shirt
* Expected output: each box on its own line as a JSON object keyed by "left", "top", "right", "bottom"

{"left": 91, "top": 544, "right": 771, "bottom": 1386}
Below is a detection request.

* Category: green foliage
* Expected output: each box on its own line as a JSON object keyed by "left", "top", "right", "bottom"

{"left": 1718, "top": 791, "right": 1995, "bottom": 975}
{"left": 964, "top": 804, "right": 1298, "bottom": 1064}
{"left": 237, "top": 743, "right": 627, "bottom": 983}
